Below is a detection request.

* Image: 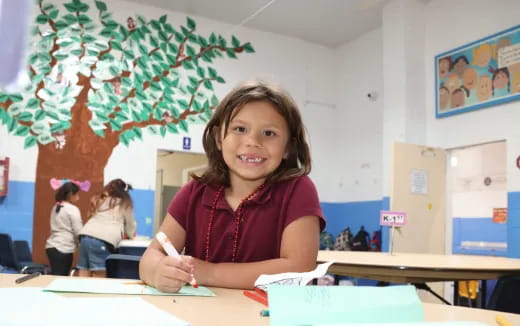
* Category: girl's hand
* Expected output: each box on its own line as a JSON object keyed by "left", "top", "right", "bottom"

{"left": 190, "top": 257, "right": 213, "bottom": 286}
{"left": 153, "top": 255, "right": 194, "bottom": 293}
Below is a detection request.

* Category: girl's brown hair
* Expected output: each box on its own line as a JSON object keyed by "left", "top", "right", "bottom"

{"left": 88, "top": 178, "right": 133, "bottom": 218}
{"left": 195, "top": 80, "right": 311, "bottom": 187}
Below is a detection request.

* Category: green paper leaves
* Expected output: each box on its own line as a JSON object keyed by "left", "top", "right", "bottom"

{"left": 2, "top": 6, "right": 255, "bottom": 150}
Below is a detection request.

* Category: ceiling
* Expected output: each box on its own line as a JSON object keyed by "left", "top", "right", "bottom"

{"left": 121, "top": 0, "right": 390, "bottom": 48}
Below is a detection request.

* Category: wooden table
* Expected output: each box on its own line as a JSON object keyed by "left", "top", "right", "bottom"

{"left": 318, "top": 251, "right": 520, "bottom": 283}
{"left": 1, "top": 273, "right": 519, "bottom": 325}
{"left": 318, "top": 250, "right": 520, "bottom": 306}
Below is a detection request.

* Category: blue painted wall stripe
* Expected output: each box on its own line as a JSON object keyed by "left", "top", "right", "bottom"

{"left": 0, "top": 181, "right": 35, "bottom": 247}
{"left": 508, "top": 192, "right": 520, "bottom": 258}
{"left": 321, "top": 200, "right": 383, "bottom": 239}
{"left": 129, "top": 189, "right": 155, "bottom": 238}
{"left": 2, "top": 182, "right": 520, "bottom": 257}
{"left": 0, "top": 181, "right": 156, "bottom": 251}
{"left": 381, "top": 196, "right": 390, "bottom": 252}
{"left": 452, "top": 217, "right": 507, "bottom": 257}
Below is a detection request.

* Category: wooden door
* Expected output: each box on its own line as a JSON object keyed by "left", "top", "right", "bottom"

{"left": 391, "top": 142, "right": 446, "bottom": 254}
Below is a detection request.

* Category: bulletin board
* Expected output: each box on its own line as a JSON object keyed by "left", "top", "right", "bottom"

{"left": 435, "top": 24, "right": 520, "bottom": 118}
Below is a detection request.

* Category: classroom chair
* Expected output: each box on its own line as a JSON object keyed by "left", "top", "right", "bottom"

{"left": 0, "top": 233, "right": 48, "bottom": 274}
{"left": 105, "top": 254, "right": 141, "bottom": 279}
{"left": 487, "top": 276, "right": 520, "bottom": 314}
{"left": 118, "top": 245, "right": 147, "bottom": 256}
{"left": 13, "top": 240, "right": 36, "bottom": 268}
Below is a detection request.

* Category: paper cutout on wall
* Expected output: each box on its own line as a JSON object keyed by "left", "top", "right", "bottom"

{"left": 0, "top": 0, "right": 255, "bottom": 263}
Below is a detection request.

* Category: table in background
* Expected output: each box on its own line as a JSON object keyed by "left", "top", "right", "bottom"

{"left": 1, "top": 274, "right": 520, "bottom": 325}
{"left": 118, "top": 238, "right": 152, "bottom": 256}
{"left": 318, "top": 250, "right": 520, "bottom": 306}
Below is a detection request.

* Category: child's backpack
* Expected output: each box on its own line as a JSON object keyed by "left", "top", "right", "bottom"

{"left": 319, "top": 232, "right": 335, "bottom": 250}
{"left": 370, "top": 229, "right": 382, "bottom": 251}
{"left": 333, "top": 227, "right": 352, "bottom": 251}
{"left": 351, "top": 227, "right": 370, "bottom": 251}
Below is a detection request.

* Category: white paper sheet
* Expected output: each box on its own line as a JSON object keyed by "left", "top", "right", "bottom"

{"left": 254, "top": 261, "right": 334, "bottom": 291}
{"left": 0, "top": 287, "right": 190, "bottom": 326}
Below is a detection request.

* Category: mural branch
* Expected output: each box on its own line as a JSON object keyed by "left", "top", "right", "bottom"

{"left": 0, "top": 0, "right": 254, "bottom": 263}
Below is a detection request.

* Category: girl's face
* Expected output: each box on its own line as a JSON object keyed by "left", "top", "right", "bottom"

{"left": 476, "top": 46, "right": 491, "bottom": 68}
{"left": 217, "top": 101, "right": 289, "bottom": 188}
{"left": 512, "top": 75, "right": 520, "bottom": 93}
{"left": 451, "top": 90, "right": 465, "bottom": 108}
{"left": 463, "top": 68, "right": 477, "bottom": 90}
{"left": 445, "top": 74, "right": 460, "bottom": 93}
{"left": 439, "top": 59, "right": 450, "bottom": 79}
{"left": 493, "top": 71, "right": 509, "bottom": 90}
{"left": 439, "top": 88, "right": 449, "bottom": 109}
{"left": 454, "top": 59, "right": 467, "bottom": 76}
{"left": 477, "top": 75, "right": 492, "bottom": 101}
{"left": 68, "top": 192, "right": 80, "bottom": 203}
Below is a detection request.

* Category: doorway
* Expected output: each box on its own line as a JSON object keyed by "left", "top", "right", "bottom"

{"left": 446, "top": 140, "right": 507, "bottom": 256}
{"left": 443, "top": 140, "right": 507, "bottom": 304}
{"left": 154, "top": 150, "right": 208, "bottom": 233}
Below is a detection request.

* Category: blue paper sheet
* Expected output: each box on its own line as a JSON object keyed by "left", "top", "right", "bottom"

{"left": 268, "top": 285, "right": 424, "bottom": 326}
{"left": 0, "top": 287, "right": 190, "bottom": 325}
{"left": 44, "top": 278, "right": 214, "bottom": 296}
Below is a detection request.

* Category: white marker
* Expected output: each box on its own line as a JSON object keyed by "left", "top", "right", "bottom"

{"left": 156, "top": 231, "right": 198, "bottom": 288}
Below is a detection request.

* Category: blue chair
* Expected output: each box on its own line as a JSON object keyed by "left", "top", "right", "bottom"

{"left": 487, "top": 276, "right": 520, "bottom": 314}
{"left": 118, "top": 246, "right": 147, "bottom": 256}
{"left": 13, "top": 240, "right": 35, "bottom": 268}
{"left": 105, "top": 254, "right": 141, "bottom": 279}
{"left": 0, "top": 233, "right": 48, "bottom": 274}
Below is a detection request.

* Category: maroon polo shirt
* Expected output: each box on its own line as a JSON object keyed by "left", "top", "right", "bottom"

{"left": 168, "top": 175, "right": 325, "bottom": 263}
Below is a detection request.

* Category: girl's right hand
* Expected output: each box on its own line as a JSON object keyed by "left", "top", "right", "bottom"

{"left": 153, "top": 255, "right": 194, "bottom": 293}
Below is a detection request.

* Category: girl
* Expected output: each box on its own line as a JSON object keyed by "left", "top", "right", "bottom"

{"left": 77, "top": 178, "right": 136, "bottom": 277}
{"left": 492, "top": 67, "right": 510, "bottom": 97}
{"left": 46, "top": 181, "right": 83, "bottom": 276}
{"left": 140, "top": 80, "right": 325, "bottom": 292}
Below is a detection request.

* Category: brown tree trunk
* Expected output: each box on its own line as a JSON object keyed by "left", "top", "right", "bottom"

{"left": 31, "top": 74, "right": 120, "bottom": 263}
{"left": 31, "top": 137, "right": 118, "bottom": 263}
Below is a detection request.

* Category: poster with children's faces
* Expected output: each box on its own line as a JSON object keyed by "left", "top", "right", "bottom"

{"left": 435, "top": 24, "right": 520, "bottom": 118}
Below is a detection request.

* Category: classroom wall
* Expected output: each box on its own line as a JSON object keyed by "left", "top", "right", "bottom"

{"left": 156, "top": 152, "right": 208, "bottom": 187}
{"left": 318, "top": 28, "right": 385, "bottom": 238}
{"left": 0, "top": 0, "right": 346, "bottom": 247}
{"left": 3, "top": 0, "right": 518, "bottom": 256}
{"left": 423, "top": 0, "right": 520, "bottom": 257}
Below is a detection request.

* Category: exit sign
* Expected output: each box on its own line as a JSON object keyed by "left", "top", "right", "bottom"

{"left": 380, "top": 211, "right": 407, "bottom": 226}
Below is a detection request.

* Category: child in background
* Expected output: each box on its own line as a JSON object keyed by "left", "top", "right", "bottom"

{"left": 140, "top": 80, "right": 326, "bottom": 292}
{"left": 46, "top": 182, "right": 83, "bottom": 276}
{"left": 77, "top": 179, "right": 136, "bottom": 277}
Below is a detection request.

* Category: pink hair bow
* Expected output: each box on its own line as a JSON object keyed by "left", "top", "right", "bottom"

{"left": 50, "top": 178, "right": 91, "bottom": 192}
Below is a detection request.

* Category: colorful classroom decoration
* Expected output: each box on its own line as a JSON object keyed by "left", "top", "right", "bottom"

{"left": 435, "top": 24, "right": 520, "bottom": 118}
{"left": 0, "top": 0, "right": 254, "bottom": 262}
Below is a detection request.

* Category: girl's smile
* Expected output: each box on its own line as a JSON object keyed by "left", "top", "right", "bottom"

{"left": 218, "top": 101, "right": 289, "bottom": 187}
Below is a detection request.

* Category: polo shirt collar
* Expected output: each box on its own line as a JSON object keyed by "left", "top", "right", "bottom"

{"left": 202, "top": 182, "right": 272, "bottom": 208}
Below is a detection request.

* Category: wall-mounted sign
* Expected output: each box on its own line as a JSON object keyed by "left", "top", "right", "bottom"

{"left": 380, "top": 211, "right": 407, "bottom": 227}
{"left": 183, "top": 137, "right": 191, "bottom": 150}
{"left": 410, "top": 169, "right": 428, "bottom": 195}
{"left": 493, "top": 207, "right": 507, "bottom": 223}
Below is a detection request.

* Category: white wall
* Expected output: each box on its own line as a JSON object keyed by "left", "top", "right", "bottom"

{"left": 156, "top": 152, "right": 207, "bottom": 187}
{"left": 333, "top": 28, "right": 384, "bottom": 202}
{"left": 424, "top": 0, "right": 520, "bottom": 192}
{"left": 1, "top": 0, "right": 343, "bottom": 201}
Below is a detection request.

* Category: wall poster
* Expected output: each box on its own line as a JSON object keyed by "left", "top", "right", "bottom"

{"left": 435, "top": 25, "right": 520, "bottom": 118}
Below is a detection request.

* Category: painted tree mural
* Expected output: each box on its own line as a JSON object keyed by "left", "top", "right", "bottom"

{"left": 0, "top": 0, "right": 254, "bottom": 263}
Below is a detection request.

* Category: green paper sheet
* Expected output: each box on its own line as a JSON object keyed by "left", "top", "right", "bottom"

{"left": 44, "top": 278, "right": 215, "bottom": 296}
{"left": 315, "top": 323, "right": 486, "bottom": 326}
{"left": 268, "top": 285, "right": 424, "bottom": 326}
{"left": 0, "top": 287, "right": 190, "bottom": 325}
